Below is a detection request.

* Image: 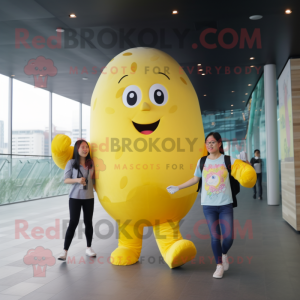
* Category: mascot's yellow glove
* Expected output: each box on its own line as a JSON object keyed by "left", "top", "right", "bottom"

{"left": 231, "top": 159, "right": 257, "bottom": 188}
{"left": 51, "top": 134, "right": 74, "bottom": 170}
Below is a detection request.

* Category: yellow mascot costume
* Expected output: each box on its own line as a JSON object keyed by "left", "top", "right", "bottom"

{"left": 51, "top": 47, "right": 256, "bottom": 268}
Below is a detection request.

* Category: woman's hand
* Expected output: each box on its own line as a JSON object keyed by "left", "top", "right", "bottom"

{"left": 77, "top": 177, "right": 86, "bottom": 185}
{"left": 166, "top": 176, "right": 200, "bottom": 194}
{"left": 167, "top": 186, "right": 179, "bottom": 194}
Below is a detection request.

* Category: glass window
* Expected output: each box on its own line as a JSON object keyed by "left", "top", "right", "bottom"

{"left": 82, "top": 104, "right": 90, "bottom": 142}
{"left": 52, "top": 93, "right": 79, "bottom": 146}
{"left": 246, "top": 75, "right": 267, "bottom": 183}
{"left": 0, "top": 155, "right": 69, "bottom": 205}
{"left": 12, "top": 79, "right": 49, "bottom": 156}
{"left": 0, "top": 74, "right": 9, "bottom": 154}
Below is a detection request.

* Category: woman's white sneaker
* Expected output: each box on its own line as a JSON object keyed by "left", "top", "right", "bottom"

{"left": 86, "top": 247, "right": 96, "bottom": 257}
{"left": 58, "top": 250, "right": 67, "bottom": 261}
{"left": 213, "top": 264, "right": 224, "bottom": 278}
{"left": 222, "top": 254, "right": 229, "bottom": 271}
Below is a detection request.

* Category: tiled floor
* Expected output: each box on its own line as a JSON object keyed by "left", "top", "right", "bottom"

{"left": 0, "top": 185, "right": 300, "bottom": 300}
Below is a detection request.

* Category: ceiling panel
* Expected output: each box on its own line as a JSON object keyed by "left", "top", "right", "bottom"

{"left": 0, "top": 0, "right": 299, "bottom": 111}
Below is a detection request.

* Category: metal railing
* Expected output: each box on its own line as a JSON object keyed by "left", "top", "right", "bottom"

{"left": 0, "top": 154, "right": 68, "bottom": 205}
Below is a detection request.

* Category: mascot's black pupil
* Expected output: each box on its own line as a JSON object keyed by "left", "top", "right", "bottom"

{"left": 43, "top": 67, "right": 47, "bottom": 70}
{"left": 35, "top": 67, "right": 38, "bottom": 70}
{"left": 127, "top": 91, "right": 137, "bottom": 106}
{"left": 154, "top": 89, "right": 164, "bottom": 104}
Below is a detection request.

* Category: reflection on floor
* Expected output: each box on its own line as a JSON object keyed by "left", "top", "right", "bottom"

{"left": 0, "top": 184, "right": 299, "bottom": 300}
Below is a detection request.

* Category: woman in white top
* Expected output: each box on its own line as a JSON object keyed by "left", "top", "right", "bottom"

{"left": 167, "top": 132, "right": 256, "bottom": 279}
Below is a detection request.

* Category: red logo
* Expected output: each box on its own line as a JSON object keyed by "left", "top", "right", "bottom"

{"left": 23, "top": 246, "right": 56, "bottom": 277}
{"left": 24, "top": 56, "right": 57, "bottom": 88}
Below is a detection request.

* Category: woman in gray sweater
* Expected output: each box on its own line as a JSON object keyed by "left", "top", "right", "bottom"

{"left": 58, "top": 140, "right": 96, "bottom": 260}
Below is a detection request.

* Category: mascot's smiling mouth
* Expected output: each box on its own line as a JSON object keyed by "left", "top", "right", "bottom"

{"left": 132, "top": 120, "right": 160, "bottom": 135}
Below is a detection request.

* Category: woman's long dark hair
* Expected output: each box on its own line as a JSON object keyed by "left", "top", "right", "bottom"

{"left": 205, "top": 132, "right": 225, "bottom": 155}
{"left": 72, "top": 140, "right": 93, "bottom": 170}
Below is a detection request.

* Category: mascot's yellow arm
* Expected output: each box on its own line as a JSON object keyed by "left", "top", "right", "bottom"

{"left": 51, "top": 134, "right": 74, "bottom": 170}
{"left": 231, "top": 159, "right": 257, "bottom": 188}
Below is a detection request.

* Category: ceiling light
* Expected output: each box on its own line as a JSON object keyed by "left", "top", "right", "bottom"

{"left": 56, "top": 28, "right": 65, "bottom": 33}
{"left": 231, "top": 110, "right": 233, "bottom": 111}
{"left": 250, "top": 57, "right": 255, "bottom": 60}
{"left": 231, "top": 104, "right": 234, "bottom": 106}
{"left": 285, "top": 9, "right": 292, "bottom": 14}
{"left": 11, "top": 75, "right": 15, "bottom": 77}
{"left": 231, "top": 91, "right": 234, "bottom": 93}
{"left": 250, "top": 65, "right": 254, "bottom": 68}
{"left": 199, "top": 69, "right": 203, "bottom": 71}
{"left": 202, "top": 73, "right": 205, "bottom": 75}
{"left": 248, "top": 84, "right": 252, "bottom": 86}
{"left": 231, "top": 112, "right": 233, "bottom": 114}
{"left": 82, "top": 77, "right": 88, "bottom": 80}
{"left": 172, "top": 10, "right": 178, "bottom": 14}
{"left": 198, "top": 64, "right": 201, "bottom": 66}
{"left": 249, "top": 15, "right": 263, "bottom": 20}
{"left": 69, "top": 14, "right": 76, "bottom": 18}
{"left": 242, "top": 101, "right": 245, "bottom": 102}
{"left": 245, "top": 93, "right": 248, "bottom": 95}
{"left": 204, "top": 94, "right": 207, "bottom": 96}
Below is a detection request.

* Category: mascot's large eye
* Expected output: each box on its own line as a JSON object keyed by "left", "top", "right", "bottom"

{"left": 149, "top": 84, "right": 168, "bottom": 106}
{"left": 122, "top": 85, "right": 142, "bottom": 108}
{"left": 35, "top": 67, "right": 38, "bottom": 70}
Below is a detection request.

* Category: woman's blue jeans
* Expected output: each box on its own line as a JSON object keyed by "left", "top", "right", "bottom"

{"left": 203, "top": 204, "right": 234, "bottom": 264}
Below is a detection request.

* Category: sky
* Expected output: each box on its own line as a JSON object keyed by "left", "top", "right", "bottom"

{"left": 0, "top": 74, "right": 90, "bottom": 144}
{"left": 0, "top": 75, "right": 9, "bottom": 143}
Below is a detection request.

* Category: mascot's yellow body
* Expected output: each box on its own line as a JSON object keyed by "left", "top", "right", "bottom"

{"left": 52, "top": 48, "right": 256, "bottom": 268}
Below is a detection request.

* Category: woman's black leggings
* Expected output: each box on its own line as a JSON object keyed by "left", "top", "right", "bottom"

{"left": 64, "top": 198, "right": 94, "bottom": 251}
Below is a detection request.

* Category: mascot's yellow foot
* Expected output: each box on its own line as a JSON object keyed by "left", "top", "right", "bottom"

{"left": 110, "top": 246, "right": 139, "bottom": 266}
{"left": 165, "top": 240, "right": 197, "bottom": 269}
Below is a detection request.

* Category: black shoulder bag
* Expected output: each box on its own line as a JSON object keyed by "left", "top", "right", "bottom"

{"left": 77, "top": 166, "right": 89, "bottom": 190}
